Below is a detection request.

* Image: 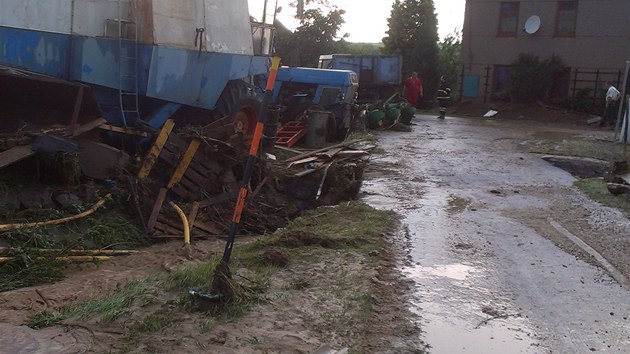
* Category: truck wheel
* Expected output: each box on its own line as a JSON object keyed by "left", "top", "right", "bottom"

{"left": 215, "top": 80, "right": 261, "bottom": 137}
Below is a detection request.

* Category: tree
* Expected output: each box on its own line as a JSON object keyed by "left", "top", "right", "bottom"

{"left": 274, "top": 0, "right": 346, "bottom": 67}
{"left": 383, "top": 0, "right": 440, "bottom": 106}
{"left": 438, "top": 30, "right": 462, "bottom": 95}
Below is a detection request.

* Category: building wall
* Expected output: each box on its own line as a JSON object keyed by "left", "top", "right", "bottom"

{"left": 461, "top": 0, "right": 630, "bottom": 99}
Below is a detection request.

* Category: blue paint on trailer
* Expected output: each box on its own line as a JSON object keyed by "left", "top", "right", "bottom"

{"left": 1, "top": 25, "right": 270, "bottom": 127}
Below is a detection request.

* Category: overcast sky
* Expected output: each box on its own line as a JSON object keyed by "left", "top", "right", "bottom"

{"left": 248, "top": 0, "right": 466, "bottom": 42}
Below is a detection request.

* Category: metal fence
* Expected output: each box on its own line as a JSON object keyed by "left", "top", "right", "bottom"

{"left": 459, "top": 65, "right": 629, "bottom": 116}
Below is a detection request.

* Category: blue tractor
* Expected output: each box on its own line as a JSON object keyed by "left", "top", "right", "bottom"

{"left": 269, "top": 66, "right": 359, "bottom": 141}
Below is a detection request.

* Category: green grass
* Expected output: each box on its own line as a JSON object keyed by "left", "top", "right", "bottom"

{"left": 574, "top": 178, "right": 630, "bottom": 213}
{"left": 25, "top": 201, "right": 398, "bottom": 345}
{"left": 65, "top": 279, "right": 159, "bottom": 323}
{"left": 522, "top": 137, "right": 626, "bottom": 162}
{"left": 0, "top": 203, "right": 147, "bottom": 292}
{"left": 25, "top": 310, "right": 64, "bottom": 329}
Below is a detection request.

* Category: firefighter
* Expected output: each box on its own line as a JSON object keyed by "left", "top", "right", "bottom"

{"left": 437, "top": 76, "right": 451, "bottom": 120}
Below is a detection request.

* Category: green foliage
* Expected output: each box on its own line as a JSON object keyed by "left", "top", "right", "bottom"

{"left": 510, "top": 53, "right": 566, "bottom": 103}
{"left": 566, "top": 87, "right": 594, "bottom": 113}
{"left": 574, "top": 179, "right": 630, "bottom": 214}
{"left": 0, "top": 210, "right": 146, "bottom": 292}
{"left": 84, "top": 215, "right": 148, "bottom": 248}
{"left": 275, "top": 1, "right": 346, "bottom": 67}
{"left": 0, "top": 230, "right": 66, "bottom": 292}
{"left": 438, "top": 31, "right": 462, "bottom": 94}
{"left": 335, "top": 40, "right": 383, "bottom": 55}
{"left": 383, "top": 0, "right": 440, "bottom": 104}
{"left": 65, "top": 279, "right": 158, "bottom": 323}
{"left": 26, "top": 310, "right": 65, "bottom": 329}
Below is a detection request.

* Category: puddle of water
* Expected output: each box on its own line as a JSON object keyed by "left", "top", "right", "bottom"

{"left": 419, "top": 309, "right": 539, "bottom": 354}
{"left": 405, "top": 263, "right": 475, "bottom": 281}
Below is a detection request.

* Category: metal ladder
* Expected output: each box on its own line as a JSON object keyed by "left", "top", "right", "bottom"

{"left": 116, "top": 0, "right": 140, "bottom": 127}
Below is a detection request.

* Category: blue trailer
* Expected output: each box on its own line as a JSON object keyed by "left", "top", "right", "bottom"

{"left": 318, "top": 54, "right": 402, "bottom": 102}
{"left": 0, "top": 0, "right": 275, "bottom": 136}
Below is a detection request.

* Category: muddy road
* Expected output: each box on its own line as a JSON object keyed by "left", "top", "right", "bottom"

{"left": 362, "top": 114, "right": 630, "bottom": 353}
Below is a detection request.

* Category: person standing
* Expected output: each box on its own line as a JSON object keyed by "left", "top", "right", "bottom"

{"left": 436, "top": 76, "right": 451, "bottom": 119}
{"left": 403, "top": 71, "right": 423, "bottom": 107}
{"left": 601, "top": 81, "right": 621, "bottom": 128}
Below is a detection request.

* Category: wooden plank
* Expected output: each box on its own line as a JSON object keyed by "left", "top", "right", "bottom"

{"left": 188, "top": 202, "right": 201, "bottom": 229}
{"left": 181, "top": 163, "right": 209, "bottom": 186}
{"left": 71, "top": 118, "right": 107, "bottom": 137}
{"left": 0, "top": 145, "right": 34, "bottom": 169}
{"left": 199, "top": 192, "right": 234, "bottom": 208}
{"left": 147, "top": 188, "right": 168, "bottom": 232}
{"left": 285, "top": 139, "right": 363, "bottom": 163}
{"left": 317, "top": 147, "right": 344, "bottom": 158}
{"left": 171, "top": 184, "right": 192, "bottom": 200}
{"left": 138, "top": 119, "right": 175, "bottom": 180}
{"left": 158, "top": 149, "right": 180, "bottom": 167}
{"left": 66, "top": 85, "right": 85, "bottom": 136}
{"left": 99, "top": 124, "right": 150, "bottom": 137}
{"left": 288, "top": 156, "right": 318, "bottom": 168}
{"left": 167, "top": 139, "right": 200, "bottom": 188}
{"left": 193, "top": 220, "right": 222, "bottom": 235}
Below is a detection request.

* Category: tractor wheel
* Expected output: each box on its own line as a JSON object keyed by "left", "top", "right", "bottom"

{"left": 214, "top": 80, "right": 261, "bottom": 138}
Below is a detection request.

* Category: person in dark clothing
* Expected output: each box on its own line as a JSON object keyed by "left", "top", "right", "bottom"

{"left": 600, "top": 81, "right": 621, "bottom": 128}
{"left": 436, "top": 76, "right": 451, "bottom": 119}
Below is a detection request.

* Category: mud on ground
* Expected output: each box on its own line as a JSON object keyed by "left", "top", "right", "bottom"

{"left": 0, "top": 203, "right": 424, "bottom": 353}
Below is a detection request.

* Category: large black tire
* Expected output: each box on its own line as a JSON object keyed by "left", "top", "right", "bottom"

{"left": 214, "top": 80, "right": 261, "bottom": 137}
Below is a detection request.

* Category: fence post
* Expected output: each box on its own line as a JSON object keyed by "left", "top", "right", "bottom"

{"left": 459, "top": 64, "right": 465, "bottom": 102}
{"left": 593, "top": 69, "right": 600, "bottom": 110}
{"left": 571, "top": 68, "right": 578, "bottom": 100}
{"left": 483, "top": 65, "right": 490, "bottom": 103}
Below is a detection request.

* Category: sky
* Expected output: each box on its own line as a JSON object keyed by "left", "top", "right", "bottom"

{"left": 248, "top": 0, "right": 466, "bottom": 42}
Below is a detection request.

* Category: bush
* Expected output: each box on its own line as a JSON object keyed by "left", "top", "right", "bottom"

{"left": 510, "top": 53, "right": 565, "bottom": 103}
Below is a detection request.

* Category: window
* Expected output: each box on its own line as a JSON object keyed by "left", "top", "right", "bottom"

{"left": 498, "top": 2, "right": 520, "bottom": 37}
{"left": 555, "top": 1, "right": 578, "bottom": 37}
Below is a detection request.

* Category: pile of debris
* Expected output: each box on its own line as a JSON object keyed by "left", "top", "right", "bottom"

{"left": 0, "top": 108, "right": 372, "bottom": 245}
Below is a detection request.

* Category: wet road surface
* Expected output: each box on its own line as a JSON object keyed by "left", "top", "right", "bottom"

{"left": 361, "top": 114, "right": 630, "bottom": 353}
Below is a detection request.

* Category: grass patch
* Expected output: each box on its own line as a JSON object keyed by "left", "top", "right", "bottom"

{"left": 574, "top": 178, "right": 630, "bottom": 213}
{"left": 522, "top": 137, "right": 625, "bottom": 162}
{"left": 0, "top": 202, "right": 147, "bottom": 292}
{"left": 25, "top": 310, "right": 64, "bottom": 329}
{"left": 25, "top": 201, "right": 397, "bottom": 347}
{"left": 65, "top": 279, "right": 159, "bottom": 323}
{"left": 269, "top": 202, "right": 397, "bottom": 252}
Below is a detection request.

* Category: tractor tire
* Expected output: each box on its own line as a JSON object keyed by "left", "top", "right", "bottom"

{"left": 214, "top": 80, "right": 261, "bottom": 137}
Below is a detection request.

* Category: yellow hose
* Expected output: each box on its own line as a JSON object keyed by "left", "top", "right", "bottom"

{"left": 0, "top": 194, "right": 111, "bottom": 232}
{"left": 169, "top": 201, "right": 190, "bottom": 246}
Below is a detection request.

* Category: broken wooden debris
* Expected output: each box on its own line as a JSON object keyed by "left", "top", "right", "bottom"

{"left": 70, "top": 117, "right": 107, "bottom": 137}
{"left": 99, "top": 123, "right": 150, "bottom": 137}
{"left": 138, "top": 118, "right": 175, "bottom": 180}
{"left": 285, "top": 140, "right": 370, "bottom": 178}
{"left": 285, "top": 139, "right": 364, "bottom": 163}
{"left": 0, "top": 145, "right": 34, "bottom": 169}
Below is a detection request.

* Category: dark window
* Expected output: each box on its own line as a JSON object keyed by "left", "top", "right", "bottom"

{"left": 498, "top": 2, "right": 520, "bottom": 37}
{"left": 555, "top": 1, "right": 577, "bottom": 37}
